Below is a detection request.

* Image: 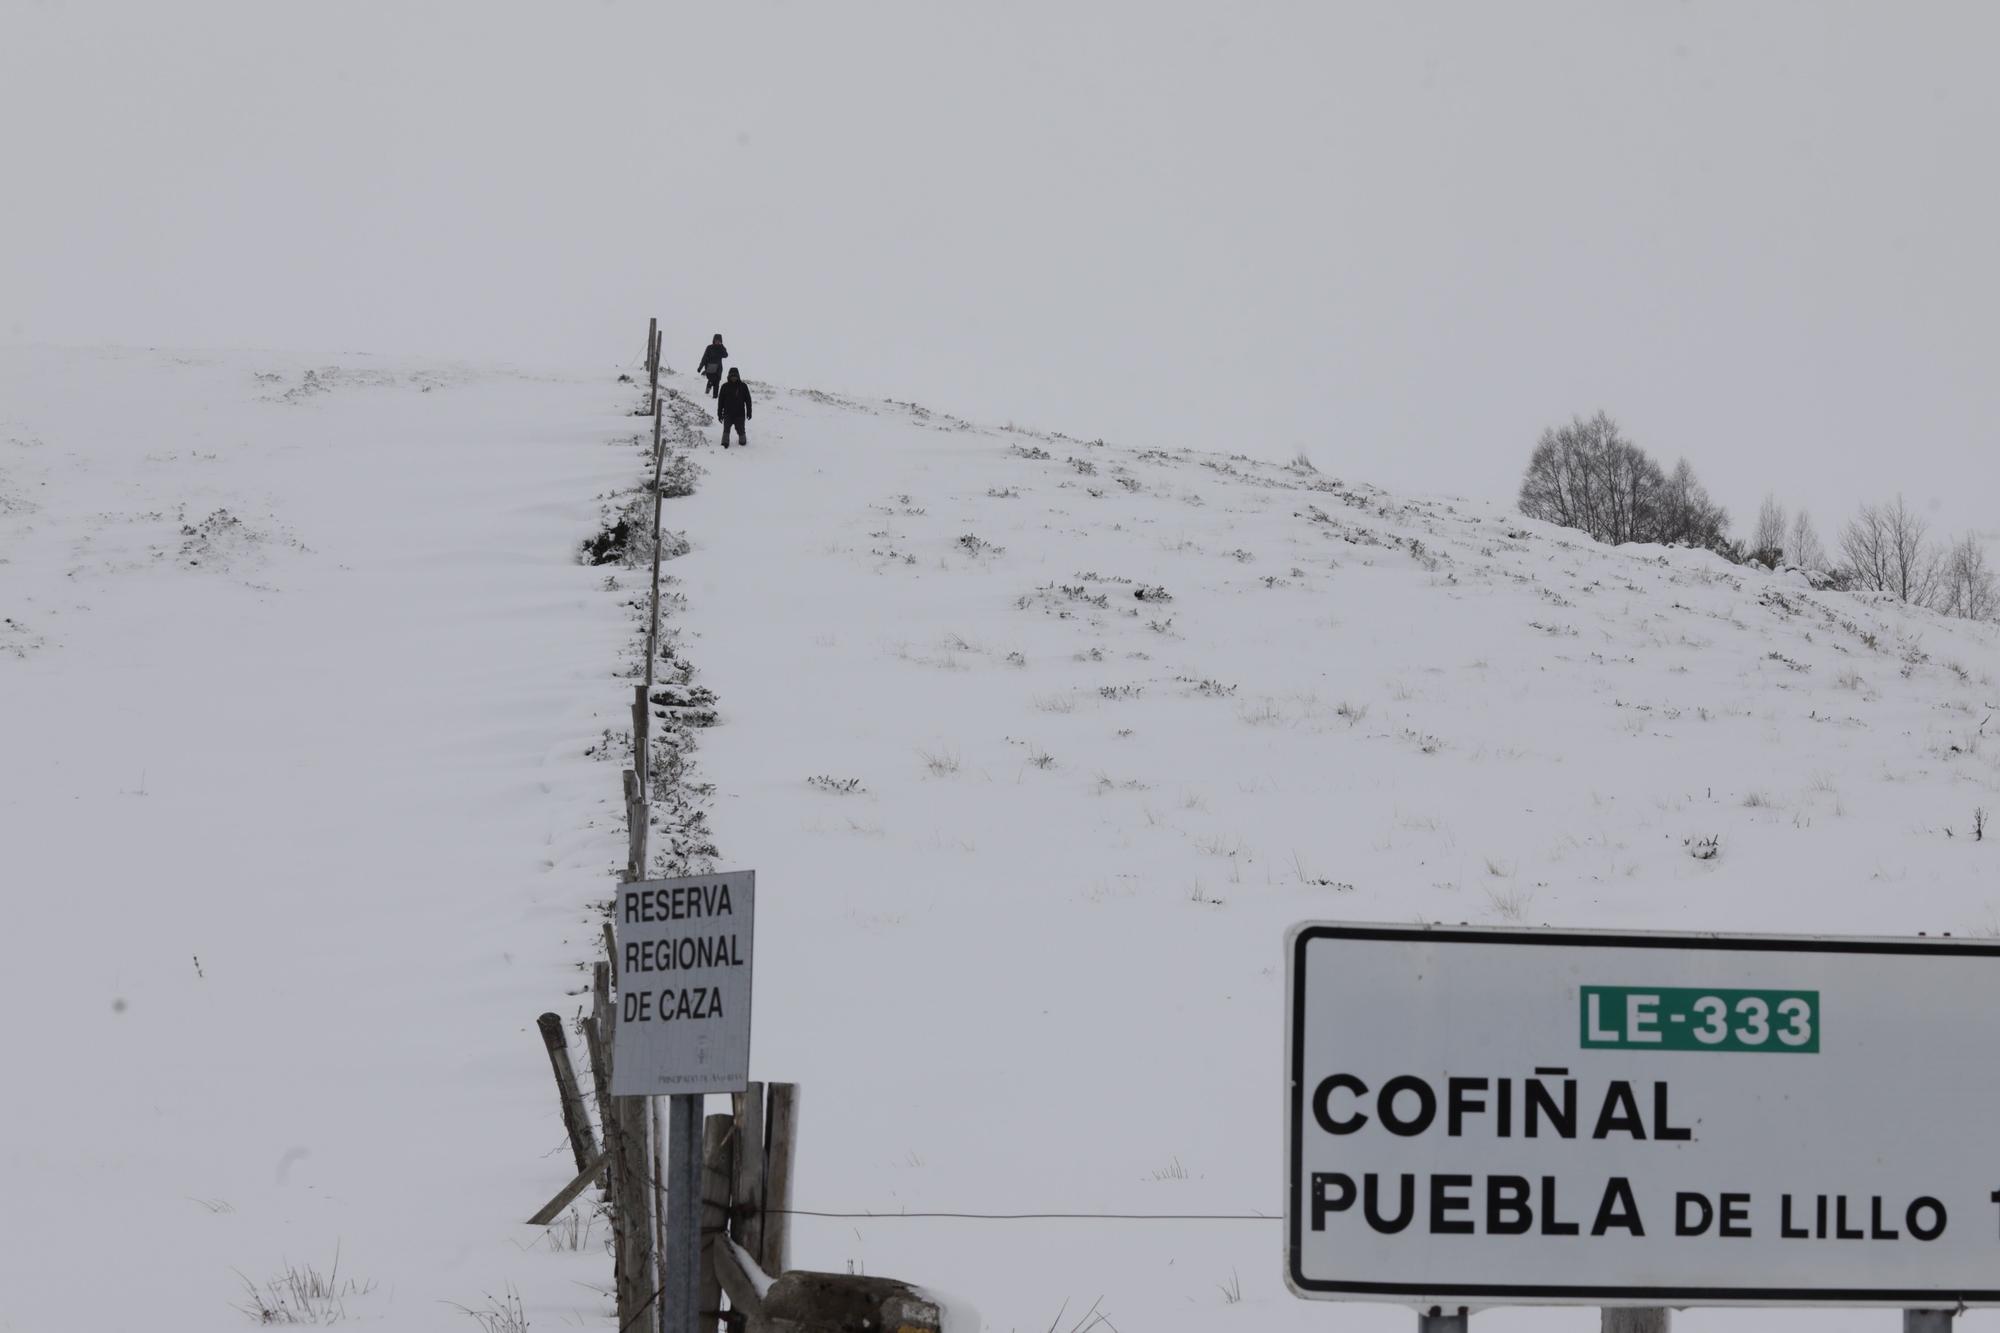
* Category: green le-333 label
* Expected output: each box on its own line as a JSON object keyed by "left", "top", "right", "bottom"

{"left": 1580, "top": 985, "right": 1820, "bottom": 1053}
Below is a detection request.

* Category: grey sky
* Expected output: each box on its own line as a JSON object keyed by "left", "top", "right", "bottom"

{"left": 6, "top": 1, "right": 1995, "bottom": 542}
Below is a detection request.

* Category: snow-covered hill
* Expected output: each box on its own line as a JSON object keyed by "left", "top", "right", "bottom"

{"left": 5, "top": 346, "right": 1998, "bottom": 1333}
{"left": 662, "top": 371, "right": 2000, "bottom": 1333}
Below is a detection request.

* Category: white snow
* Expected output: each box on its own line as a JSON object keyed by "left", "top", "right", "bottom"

{"left": 1, "top": 347, "right": 633, "bottom": 1330}
{"left": 5, "top": 347, "right": 1999, "bottom": 1332}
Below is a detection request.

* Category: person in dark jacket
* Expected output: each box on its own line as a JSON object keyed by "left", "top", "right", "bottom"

{"left": 716, "top": 368, "right": 752, "bottom": 448}
{"left": 697, "top": 335, "right": 727, "bottom": 397}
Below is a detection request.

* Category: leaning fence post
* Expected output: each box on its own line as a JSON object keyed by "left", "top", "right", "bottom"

{"left": 711, "top": 1241, "right": 764, "bottom": 1323}
{"left": 537, "top": 1012, "right": 599, "bottom": 1175}
{"left": 760, "top": 1083, "right": 798, "bottom": 1275}
{"left": 527, "top": 1149, "right": 607, "bottom": 1227}
{"left": 730, "top": 1082, "right": 768, "bottom": 1263}
{"left": 699, "top": 1112, "right": 734, "bottom": 1329}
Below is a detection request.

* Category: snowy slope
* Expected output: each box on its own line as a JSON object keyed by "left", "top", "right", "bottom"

{"left": 659, "top": 373, "right": 2000, "bottom": 1333}
{"left": 0, "top": 347, "right": 637, "bottom": 1331}
{"left": 4, "top": 348, "right": 1999, "bottom": 1333}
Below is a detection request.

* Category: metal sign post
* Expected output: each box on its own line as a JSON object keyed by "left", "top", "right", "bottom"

{"left": 1418, "top": 1308, "right": 1467, "bottom": 1333}
{"left": 613, "top": 871, "right": 755, "bottom": 1333}
{"left": 1286, "top": 922, "right": 2000, "bottom": 1310}
{"left": 662, "top": 1094, "right": 702, "bottom": 1333}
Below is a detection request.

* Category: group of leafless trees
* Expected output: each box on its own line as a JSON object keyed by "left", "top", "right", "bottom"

{"left": 1519, "top": 412, "right": 1998, "bottom": 622}
{"left": 1516, "top": 412, "right": 1730, "bottom": 549}
{"left": 1821, "top": 495, "right": 1993, "bottom": 620}
{"left": 1731, "top": 492, "right": 1993, "bottom": 621}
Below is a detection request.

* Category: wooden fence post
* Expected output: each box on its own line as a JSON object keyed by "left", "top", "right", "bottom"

{"left": 699, "top": 1113, "right": 734, "bottom": 1329}
{"left": 614, "top": 1093, "right": 655, "bottom": 1327}
{"left": 649, "top": 326, "right": 662, "bottom": 416}
{"left": 654, "top": 1099, "right": 670, "bottom": 1333}
{"left": 632, "top": 684, "right": 650, "bottom": 791}
{"left": 597, "top": 947, "right": 656, "bottom": 1333}
{"left": 537, "top": 1012, "right": 599, "bottom": 1175}
{"left": 625, "top": 768, "right": 647, "bottom": 882}
{"left": 730, "top": 1082, "right": 767, "bottom": 1263}
{"left": 710, "top": 1242, "right": 764, "bottom": 1325}
{"left": 583, "top": 967, "right": 615, "bottom": 1183}
{"left": 761, "top": 1084, "right": 798, "bottom": 1275}
{"left": 644, "top": 400, "right": 666, "bottom": 691}
{"left": 646, "top": 318, "right": 660, "bottom": 415}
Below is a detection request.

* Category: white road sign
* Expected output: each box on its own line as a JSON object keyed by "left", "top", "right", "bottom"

{"left": 611, "top": 870, "right": 754, "bottom": 1097}
{"left": 1286, "top": 923, "right": 2000, "bottom": 1307}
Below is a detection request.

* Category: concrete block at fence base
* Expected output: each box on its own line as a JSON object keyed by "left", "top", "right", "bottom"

{"left": 755, "top": 1271, "right": 942, "bottom": 1333}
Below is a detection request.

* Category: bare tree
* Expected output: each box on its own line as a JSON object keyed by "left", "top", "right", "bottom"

{"left": 1660, "top": 458, "right": 1729, "bottom": 548}
{"left": 1788, "top": 509, "right": 1827, "bottom": 571}
{"left": 1519, "top": 411, "right": 1621, "bottom": 538}
{"left": 1938, "top": 534, "right": 1999, "bottom": 622}
{"left": 1840, "top": 502, "right": 1891, "bottom": 592}
{"left": 1840, "top": 496, "right": 1939, "bottom": 606}
{"left": 1519, "top": 415, "right": 1723, "bottom": 548}
{"left": 1751, "top": 494, "right": 1787, "bottom": 563}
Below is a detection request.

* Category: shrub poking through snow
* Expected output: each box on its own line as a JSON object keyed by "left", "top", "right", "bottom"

{"left": 1686, "top": 834, "right": 1721, "bottom": 861}
{"left": 581, "top": 518, "right": 631, "bottom": 565}
{"left": 657, "top": 452, "right": 700, "bottom": 499}
{"left": 807, "top": 774, "right": 865, "bottom": 795}
{"left": 958, "top": 533, "right": 1003, "bottom": 558}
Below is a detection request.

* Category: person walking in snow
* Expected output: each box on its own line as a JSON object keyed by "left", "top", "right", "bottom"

{"left": 698, "top": 334, "right": 727, "bottom": 398}
{"left": 716, "top": 367, "right": 752, "bottom": 448}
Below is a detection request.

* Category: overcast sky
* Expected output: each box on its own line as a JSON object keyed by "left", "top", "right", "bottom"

{"left": 6, "top": 1, "right": 1996, "bottom": 543}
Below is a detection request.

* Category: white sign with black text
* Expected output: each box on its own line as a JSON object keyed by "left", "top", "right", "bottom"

{"left": 1287, "top": 922, "right": 2000, "bottom": 1307}
{"left": 611, "top": 870, "right": 754, "bottom": 1097}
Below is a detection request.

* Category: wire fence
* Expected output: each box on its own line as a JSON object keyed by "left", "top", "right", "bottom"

{"left": 774, "top": 1207, "right": 1275, "bottom": 1222}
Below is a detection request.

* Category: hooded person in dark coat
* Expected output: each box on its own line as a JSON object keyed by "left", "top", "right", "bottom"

{"left": 716, "top": 368, "right": 752, "bottom": 448}
{"left": 697, "top": 335, "right": 727, "bottom": 398}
